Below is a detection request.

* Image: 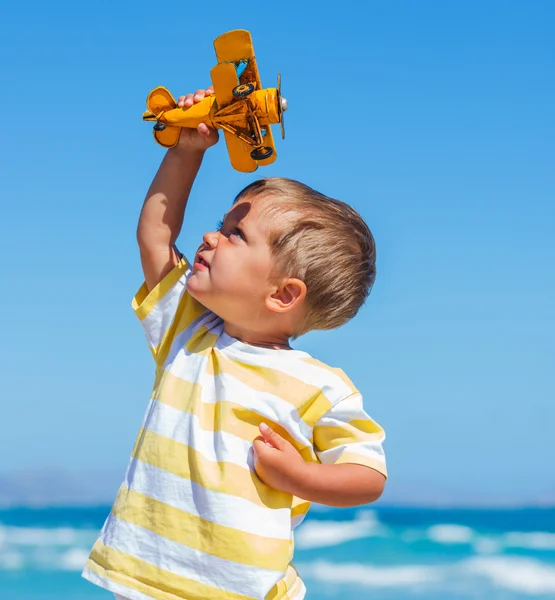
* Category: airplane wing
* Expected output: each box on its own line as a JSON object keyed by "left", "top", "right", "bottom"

{"left": 143, "top": 86, "right": 181, "bottom": 148}
{"left": 213, "top": 30, "right": 262, "bottom": 90}
{"left": 257, "top": 127, "right": 277, "bottom": 167}
{"left": 153, "top": 126, "right": 181, "bottom": 148}
{"left": 209, "top": 62, "right": 239, "bottom": 107}
{"left": 223, "top": 131, "right": 257, "bottom": 173}
{"left": 145, "top": 86, "right": 177, "bottom": 116}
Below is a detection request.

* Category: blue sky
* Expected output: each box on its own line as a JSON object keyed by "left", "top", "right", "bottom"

{"left": 1, "top": 1, "right": 553, "bottom": 506}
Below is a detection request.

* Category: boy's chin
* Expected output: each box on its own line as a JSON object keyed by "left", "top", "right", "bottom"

{"left": 186, "top": 278, "right": 207, "bottom": 302}
{"left": 187, "top": 282, "right": 219, "bottom": 313}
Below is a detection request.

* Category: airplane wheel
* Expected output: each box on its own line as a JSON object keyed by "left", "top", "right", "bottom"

{"left": 233, "top": 83, "right": 255, "bottom": 98}
{"left": 250, "top": 146, "right": 273, "bottom": 160}
{"left": 153, "top": 121, "right": 166, "bottom": 131}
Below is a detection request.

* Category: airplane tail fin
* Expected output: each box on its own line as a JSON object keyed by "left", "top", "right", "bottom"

{"left": 144, "top": 86, "right": 181, "bottom": 148}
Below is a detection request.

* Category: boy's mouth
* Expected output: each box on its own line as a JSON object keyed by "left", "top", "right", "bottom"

{"left": 194, "top": 254, "right": 210, "bottom": 270}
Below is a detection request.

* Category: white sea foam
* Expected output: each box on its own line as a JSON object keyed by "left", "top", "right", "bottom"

{"left": 298, "top": 560, "right": 440, "bottom": 587}
{"left": 503, "top": 531, "right": 555, "bottom": 551}
{"left": 472, "top": 536, "right": 503, "bottom": 554}
{"left": 463, "top": 556, "right": 555, "bottom": 594}
{"left": 295, "top": 510, "right": 387, "bottom": 549}
{"left": 59, "top": 547, "right": 90, "bottom": 571}
{"left": 0, "top": 525, "right": 97, "bottom": 546}
{"left": 427, "top": 524, "right": 475, "bottom": 544}
{"left": 420, "top": 524, "right": 555, "bottom": 555}
{"left": 0, "top": 524, "right": 97, "bottom": 571}
{"left": 0, "top": 551, "right": 24, "bottom": 570}
{"left": 300, "top": 556, "right": 555, "bottom": 594}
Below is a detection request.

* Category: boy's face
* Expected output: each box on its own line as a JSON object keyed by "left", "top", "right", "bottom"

{"left": 186, "top": 196, "right": 281, "bottom": 330}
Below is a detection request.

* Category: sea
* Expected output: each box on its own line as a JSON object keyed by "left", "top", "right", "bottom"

{"left": 1, "top": 504, "right": 554, "bottom": 600}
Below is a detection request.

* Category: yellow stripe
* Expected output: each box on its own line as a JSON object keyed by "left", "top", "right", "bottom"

{"left": 336, "top": 451, "right": 388, "bottom": 478}
{"left": 152, "top": 370, "right": 316, "bottom": 462}
{"left": 132, "top": 257, "right": 190, "bottom": 320}
{"left": 291, "top": 499, "right": 310, "bottom": 520}
{"left": 314, "top": 422, "right": 384, "bottom": 450}
{"left": 86, "top": 542, "right": 253, "bottom": 600}
{"left": 301, "top": 357, "right": 358, "bottom": 395}
{"left": 206, "top": 351, "right": 333, "bottom": 427}
{"left": 156, "top": 303, "right": 208, "bottom": 366}
{"left": 185, "top": 325, "right": 220, "bottom": 354}
{"left": 132, "top": 428, "right": 293, "bottom": 510}
{"left": 132, "top": 257, "right": 210, "bottom": 365}
{"left": 266, "top": 564, "right": 300, "bottom": 600}
{"left": 112, "top": 488, "right": 292, "bottom": 571}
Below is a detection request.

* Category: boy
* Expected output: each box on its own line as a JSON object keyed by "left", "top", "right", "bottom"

{"left": 83, "top": 86, "right": 387, "bottom": 600}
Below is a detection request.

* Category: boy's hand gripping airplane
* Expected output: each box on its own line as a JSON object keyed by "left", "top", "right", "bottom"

{"left": 142, "top": 29, "right": 288, "bottom": 173}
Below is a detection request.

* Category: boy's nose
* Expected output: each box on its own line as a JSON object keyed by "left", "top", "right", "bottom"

{"left": 203, "top": 231, "right": 219, "bottom": 248}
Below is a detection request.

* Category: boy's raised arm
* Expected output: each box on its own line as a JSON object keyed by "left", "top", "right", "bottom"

{"left": 137, "top": 88, "right": 218, "bottom": 292}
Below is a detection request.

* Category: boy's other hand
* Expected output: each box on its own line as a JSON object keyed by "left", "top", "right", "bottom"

{"left": 174, "top": 87, "right": 219, "bottom": 152}
{"left": 253, "top": 423, "right": 308, "bottom": 494}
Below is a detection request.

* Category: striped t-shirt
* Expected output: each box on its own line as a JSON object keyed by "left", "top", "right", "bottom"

{"left": 83, "top": 256, "right": 387, "bottom": 600}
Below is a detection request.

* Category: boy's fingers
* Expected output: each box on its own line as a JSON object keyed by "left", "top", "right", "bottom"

{"left": 259, "top": 423, "right": 283, "bottom": 449}
{"left": 253, "top": 438, "right": 273, "bottom": 457}
{"left": 178, "top": 88, "right": 213, "bottom": 107}
{"left": 180, "top": 94, "right": 194, "bottom": 107}
{"left": 193, "top": 89, "right": 206, "bottom": 102}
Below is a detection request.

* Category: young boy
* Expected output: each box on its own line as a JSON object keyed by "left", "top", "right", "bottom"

{"left": 83, "top": 87, "right": 387, "bottom": 600}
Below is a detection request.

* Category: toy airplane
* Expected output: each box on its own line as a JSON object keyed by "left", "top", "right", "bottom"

{"left": 142, "top": 29, "right": 288, "bottom": 173}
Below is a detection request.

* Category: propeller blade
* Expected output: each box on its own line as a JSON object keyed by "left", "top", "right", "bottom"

{"left": 277, "top": 73, "right": 285, "bottom": 139}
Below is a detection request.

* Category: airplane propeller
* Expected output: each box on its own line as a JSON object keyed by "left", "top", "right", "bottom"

{"left": 277, "top": 73, "right": 287, "bottom": 139}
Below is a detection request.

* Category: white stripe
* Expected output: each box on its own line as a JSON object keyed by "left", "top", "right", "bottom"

{"left": 82, "top": 568, "right": 157, "bottom": 600}
{"left": 291, "top": 514, "right": 308, "bottom": 530}
{"left": 126, "top": 458, "right": 293, "bottom": 540}
{"left": 145, "top": 400, "right": 256, "bottom": 470}
{"left": 162, "top": 311, "right": 222, "bottom": 368}
{"left": 316, "top": 393, "right": 382, "bottom": 426}
{"left": 316, "top": 440, "right": 387, "bottom": 466}
{"left": 99, "top": 514, "right": 285, "bottom": 597}
{"left": 209, "top": 370, "right": 315, "bottom": 446}
{"left": 139, "top": 274, "right": 189, "bottom": 350}
{"left": 166, "top": 348, "right": 210, "bottom": 383}
{"left": 289, "top": 578, "right": 306, "bottom": 599}
{"left": 217, "top": 344, "right": 355, "bottom": 403}
{"left": 155, "top": 363, "right": 316, "bottom": 455}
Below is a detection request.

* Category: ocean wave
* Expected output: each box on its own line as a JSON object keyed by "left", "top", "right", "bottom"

{"left": 0, "top": 524, "right": 96, "bottom": 572}
{"left": 298, "top": 557, "right": 555, "bottom": 594}
{"left": 295, "top": 510, "right": 387, "bottom": 549}
{"left": 397, "top": 523, "right": 555, "bottom": 555}
{"left": 59, "top": 548, "right": 90, "bottom": 571}
{"left": 299, "top": 560, "right": 439, "bottom": 587}
{"left": 426, "top": 524, "right": 475, "bottom": 544}
{"left": 0, "top": 524, "right": 98, "bottom": 546}
{"left": 503, "top": 531, "right": 555, "bottom": 551}
{"left": 464, "top": 556, "right": 555, "bottom": 594}
{"left": 0, "top": 551, "right": 24, "bottom": 570}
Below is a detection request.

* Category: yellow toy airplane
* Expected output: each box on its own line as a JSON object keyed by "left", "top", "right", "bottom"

{"left": 142, "top": 29, "right": 287, "bottom": 173}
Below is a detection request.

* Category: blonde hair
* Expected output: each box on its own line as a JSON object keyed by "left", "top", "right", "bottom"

{"left": 234, "top": 178, "right": 376, "bottom": 338}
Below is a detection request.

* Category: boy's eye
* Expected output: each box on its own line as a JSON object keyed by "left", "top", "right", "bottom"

{"left": 229, "top": 227, "right": 245, "bottom": 240}
{"left": 216, "top": 220, "right": 245, "bottom": 241}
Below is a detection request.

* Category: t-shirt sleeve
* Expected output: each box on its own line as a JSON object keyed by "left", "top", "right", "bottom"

{"left": 313, "top": 393, "right": 387, "bottom": 479}
{"left": 131, "top": 254, "right": 208, "bottom": 366}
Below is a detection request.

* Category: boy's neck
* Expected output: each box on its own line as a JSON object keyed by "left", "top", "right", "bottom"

{"left": 223, "top": 322, "right": 292, "bottom": 350}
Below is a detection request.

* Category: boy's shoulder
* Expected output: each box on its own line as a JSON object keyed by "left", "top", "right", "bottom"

{"left": 297, "top": 354, "right": 359, "bottom": 398}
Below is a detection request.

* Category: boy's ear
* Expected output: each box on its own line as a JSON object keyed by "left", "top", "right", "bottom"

{"left": 266, "top": 278, "right": 307, "bottom": 313}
